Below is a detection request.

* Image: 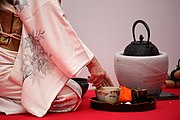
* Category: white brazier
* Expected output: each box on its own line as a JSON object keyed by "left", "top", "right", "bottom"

{"left": 114, "top": 51, "right": 168, "bottom": 95}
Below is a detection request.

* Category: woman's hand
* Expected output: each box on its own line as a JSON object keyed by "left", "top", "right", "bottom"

{"left": 87, "top": 57, "right": 114, "bottom": 88}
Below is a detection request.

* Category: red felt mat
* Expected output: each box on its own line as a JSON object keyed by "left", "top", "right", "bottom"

{"left": 0, "top": 88, "right": 180, "bottom": 120}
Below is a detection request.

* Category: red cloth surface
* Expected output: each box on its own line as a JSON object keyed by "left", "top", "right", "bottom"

{"left": 0, "top": 88, "right": 180, "bottom": 120}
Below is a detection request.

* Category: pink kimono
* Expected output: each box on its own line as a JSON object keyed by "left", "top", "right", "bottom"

{"left": 0, "top": 0, "right": 93, "bottom": 117}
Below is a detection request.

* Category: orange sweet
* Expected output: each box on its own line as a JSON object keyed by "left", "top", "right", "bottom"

{"left": 118, "top": 86, "right": 132, "bottom": 103}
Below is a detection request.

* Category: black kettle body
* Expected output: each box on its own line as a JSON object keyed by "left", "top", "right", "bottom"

{"left": 123, "top": 20, "right": 160, "bottom": 56}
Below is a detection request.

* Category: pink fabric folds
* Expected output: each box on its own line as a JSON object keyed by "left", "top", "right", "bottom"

{"left": 9, "top": 0, "right": 94, "bottom": 117}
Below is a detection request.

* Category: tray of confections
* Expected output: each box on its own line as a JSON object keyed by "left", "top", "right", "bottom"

{"left": 90, "top": 96, "right": 156, "bottom": 112}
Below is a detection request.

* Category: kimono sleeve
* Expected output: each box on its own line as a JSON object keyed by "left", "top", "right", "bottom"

{"left": 17, "top": 0, "right": 94, "bottom": 77}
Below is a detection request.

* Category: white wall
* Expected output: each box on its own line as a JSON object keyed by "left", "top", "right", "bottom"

{"left": 62, "top": 0, "right": 180, "bottom": 86}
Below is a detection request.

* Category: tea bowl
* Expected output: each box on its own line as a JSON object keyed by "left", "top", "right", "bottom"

{"left": 95, "top": 87, "right": 120, "bottom": 104}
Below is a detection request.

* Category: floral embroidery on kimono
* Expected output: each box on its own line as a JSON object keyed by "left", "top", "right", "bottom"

{"left": 23, "top": 30, "right": 56, "bottom": 84}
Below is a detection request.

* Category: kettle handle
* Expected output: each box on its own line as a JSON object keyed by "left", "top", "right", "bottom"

{"left": 132, "top": 20, "right": 150, "bottom": 44}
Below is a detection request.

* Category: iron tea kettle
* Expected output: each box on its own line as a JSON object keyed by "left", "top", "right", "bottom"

{"left": 123, "top": 20, "right": 160, "bottom": 56}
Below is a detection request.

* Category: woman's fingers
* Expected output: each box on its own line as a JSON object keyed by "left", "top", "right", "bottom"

{"left": 88, "top": 74, "right": 114, "bottom": 87}
{"left": 88, "top": 75, "right": 104, "bottom": 87}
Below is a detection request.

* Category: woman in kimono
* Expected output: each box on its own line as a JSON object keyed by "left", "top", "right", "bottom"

{"left": 0, "top": 0, "right": 113, "bottom": 117}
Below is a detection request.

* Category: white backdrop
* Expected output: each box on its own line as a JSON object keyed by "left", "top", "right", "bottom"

{"left": 62, "top": 0, "right": 180, "bottom": 87}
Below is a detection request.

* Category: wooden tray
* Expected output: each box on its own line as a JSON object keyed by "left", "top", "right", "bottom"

{"left": 90, "top": 97, "right": 156, "bottom": 112}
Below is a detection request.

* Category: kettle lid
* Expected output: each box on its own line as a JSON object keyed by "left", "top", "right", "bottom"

{"left": 123, "top": 20, "right": 160, "bottom": 56}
